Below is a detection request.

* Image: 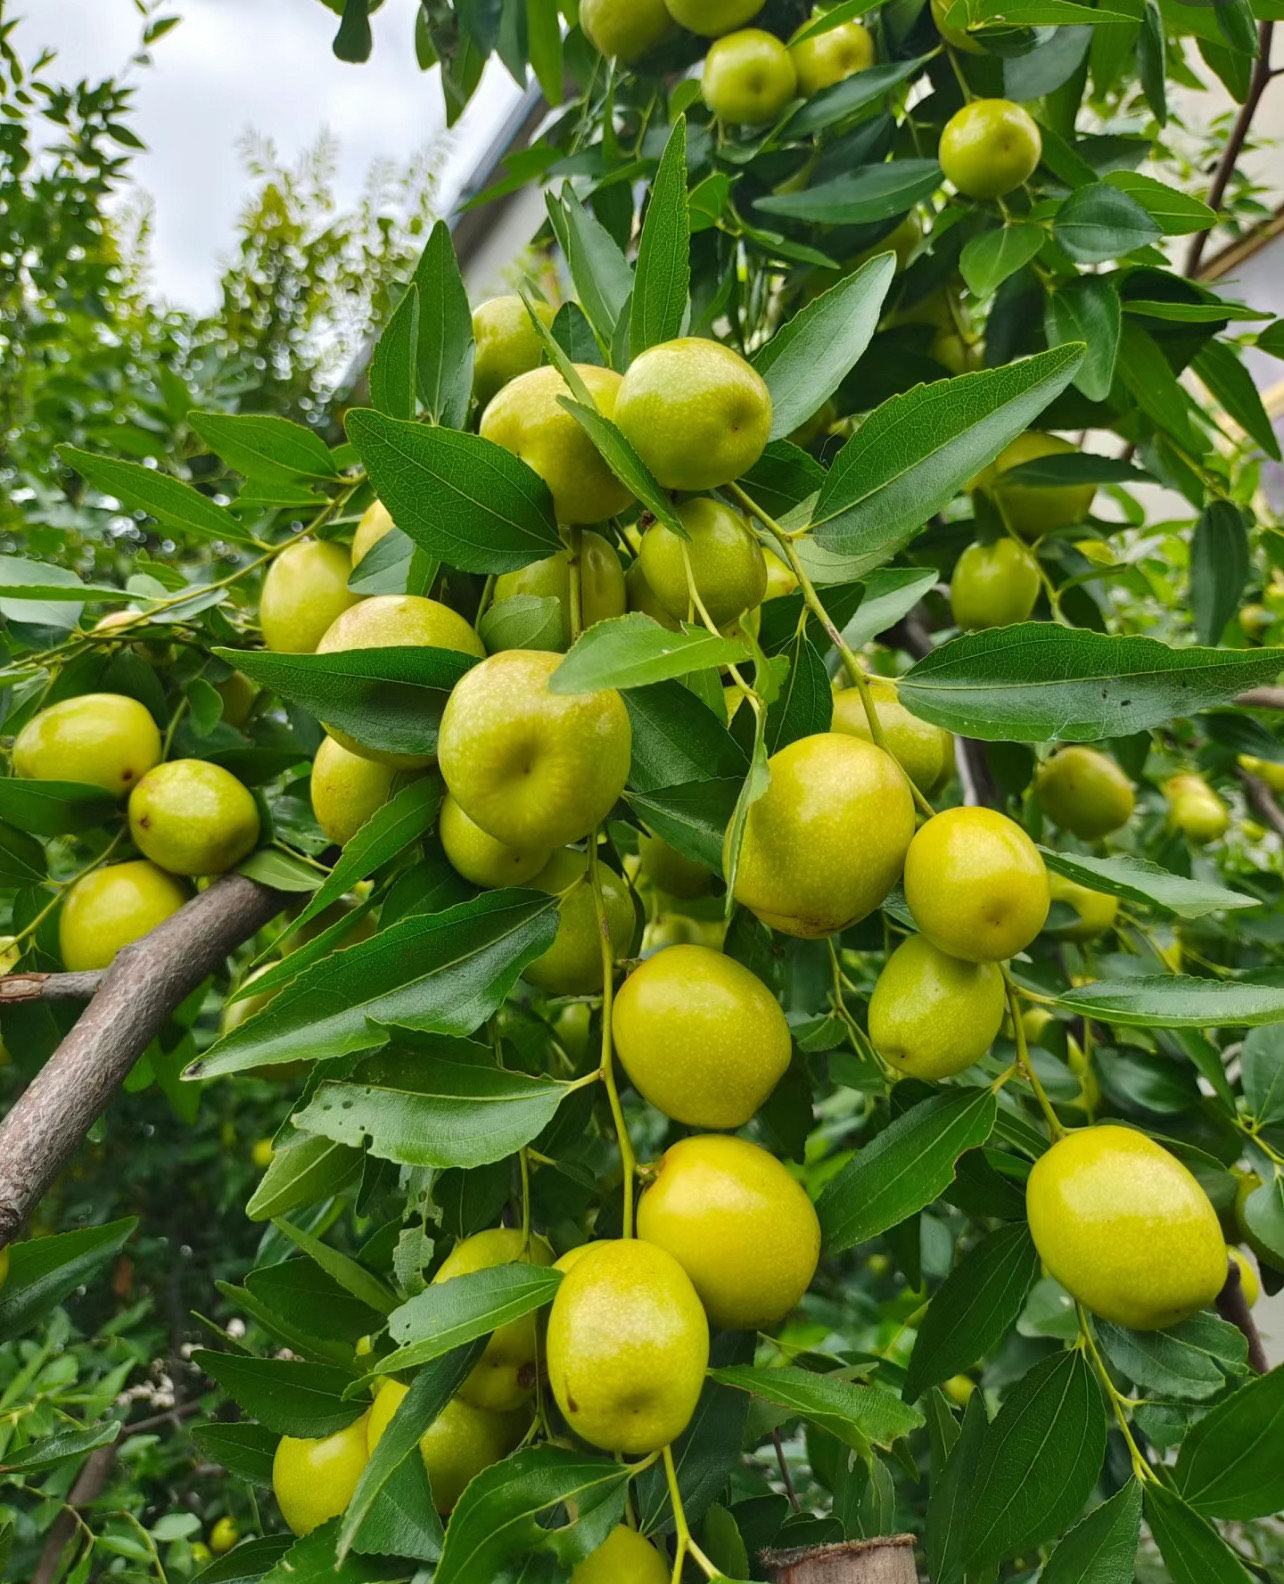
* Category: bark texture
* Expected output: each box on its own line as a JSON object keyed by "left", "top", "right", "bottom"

{"left": 764, "top": 1535, "right": 920, "bottom": 1583}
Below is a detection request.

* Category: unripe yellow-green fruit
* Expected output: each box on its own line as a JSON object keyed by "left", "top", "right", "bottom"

{"left": 931, "top": 0, "right": 985, "bottom": 50}
{"left": 546, "top": 1238, "right": 709, "bottom": 1453}
{"left": 60, "top": 860, "right": 190, "bottom": 972}
{"left": 440, "top": 792, "right": 552, "bottom": 888}
{"left": 523, "top": 848, "right": 636, "bottom": 994}
{"left": 1021, "top": 1005, "right": 1054, "bottom": 1046}
{"left": 665, "top": 0, "right": 763, "bottom": 33}
{"left": 950, "top": 539, "right": 1040, "bottom": 630}
{"left": 944, "top": 1374, "right": 977, "bottom": 1405}
{"left": 637, "top": 1134, "right": 820, "bottom": 1329}
{"left": 1036, "top": 747, "right": 1134, "bottom": 840}
{"left": 581, "top": 0, "right": 674, "bottom": 60}
{"left": 491, "top": 530, "right": 626, "bottom": 650}
{"left": 637, "top": 831, "right": 712, "bottom": 899}
{"left": 614, "top": 338, "right": 773, "bottom": 492}
{"left": 1045, "top": 872, "right": 1118, "bottom": 942}
{"left": 433, "top": 1228, "right": 555, "bottom": 1411}
{"left": 554, "top": 1000, "right": 593, "bottom": 1061}
{"left": 571, "top": 1524, "right": 670, "bottom": 1584}
{"left": 351, "top": 501, "right": 396, "bottom": 566}
{"left": 310, "top": 735, "right": 400, "bottom": 847}
{"left": 317, "top": 594, "right": 486, "bottom": 768}
{"left": 215, "top": 670, "right": 258, "bottom": 729}
{"left": 639, "top": 498, "right": 767, "bottom": 628}
{"left": 13, "top": 693, "right": 162, "bottom": 797}
{"left": 251, "top": 1137, "right": 275, "bottom": 1170}
{"left": 1238, "top": 754, "right": 1284, "bottom": 794}
{"left": 367, "top": 1379, "right": 524, "bottom": 1512}
{"left": 939, "top": 99, "right": 1042, "bottom": 200}
{"left": 259, "top": 538, "right": 359, "bottom": 654}
{"left": 480, "top": 364, "right": 634, "bottom": 525}
{"left": 867, "top": 934, "right": 1005, "bottom": 1080}
{"left": 1227, "top": 1245, "right": 1259, "bottom": 1307}
{"left": 625, "top": 559, "right": 681, "bottom": 632}
{"left": 973, "top": 433, "right": 1096, "bottom": 538}
{"left": 789, "top": 20, "right": 874, "bottom": 94}
{"left": 730, "top": 733, "right": 915, "bottom": 937}
{"left": 1026, "top": 1125, "right": 1228, "bottom": 1330}
{"left": 931, "top": 328, "right": 979, "bottom": 374}
{"left": 831, "top": 680, "right": 954, "bottom": 797}
{"left": 1240, "top": 604, "right": 1272, "bottom": 638}
{"left": 702, "top": 30, "right": 798, "bottom": 125}
{"left": 190, "top": 1542, "right": 212, "bottom": 1567}
{"left": 129, "top": 760, "right": 260, "bottom": 877}
{"left": 438, "top": 650, "right": 631, "bottom": 850}
{"left": 472, "top": 296, "right": 555, "bottom": 408}
{"left": 271, "top": 1415, "right": 370, "bottom": 1536}
{"left": 613, "top": 944, "right": 789, "bottom": 1127}
{"left": 208, "top": 1516, "right": 238, "bottom": 1555}
{"left": 904, "top": 807, "right": 1050, "bottom": 962}
{"left": 1164, "top": 772, "right": 1229, "bottom": 844}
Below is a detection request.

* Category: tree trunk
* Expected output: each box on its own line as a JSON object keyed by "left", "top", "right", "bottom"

{"left": 764, "top": 1535, "right": 920, "bottom": 1583}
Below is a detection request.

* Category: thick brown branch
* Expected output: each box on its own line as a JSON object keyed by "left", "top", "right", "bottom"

{"left": 1216, "top": 1257, "right": 1271, "bottom": 1374}
{"left": 1236, "top": 687, "right": 1284, "bottom": 710}
{"left": 1235, "top": 766, "right": 1284, "bottom": 839}
{"left": 764, "top": 1535, "right": 919, "bottom": 1583}
{"left": 0, "top": 873, "right": 284, "bottom": 1247}
{"left": 1185, "top": 22, "right": 1276, "bottom": 278}
{"left": 0, "top": 971, "right": 104, "bottom": 1004}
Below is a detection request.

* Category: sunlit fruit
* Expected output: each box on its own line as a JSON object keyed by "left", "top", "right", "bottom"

{"left": 950, "top": 538, "right": 1041, "bottom": 629}
{"left": 831, "top": 679, "right": 954, "bottom": 797}
{"left": 868, "top": 933, "right": 1005, "bottom": 1079}
{"left": 546, "top": 1238, "right": 709, "bottom": 1453}
{"left": 317, "top": 594, "right": 486, "bottom": 767}
{"left": 614, "top": 338, "right": 773, "bottom": 492}
{"left": 440, "top": 792, "right": 552, "bottom": 888}
{"left": 1036, "top": 747, "right": 1134, "bottom": 840}
{"left": 366, "top": 1378, "right": 525, "bottom": 1512}
{"left": 481, "top": 364, "right": 634, "bottom": 525}
{"left": 939, "top": 98, "right": 1042, "bottom": 199}
{"left": 571, "top": 1524, "right": 670, "bottom": 1584}
{"left": 1026, "top": 1125, "right": 1228, "bottom": 1330}
{"left": 523, "top": 847, "right": 636, "bottom": 994}
{"left": 702, "top": 30, "right": 798, "bottom": 125}
{"left": 433, "top": 1227, "right": 555, "bottom": 1410}
{"left": 730, "top": 733, "right": 915, "bottom": 937}
{"left": 491, "top": 530, "right": 626, "bottom": 649}
{"left": 637, "top": 831, "right": 713, "bottom": 899}
{"left": 580, "top": 0, "right": 675, "bottom": 61}
{"left": 208, "top": 1516, "right": 238, "bottom": 1554}
{"left": 311, "top": 735, "right": 400, "bottom": 847}
{"left": 1044, "top": 872, "right": 1119, "bottom": 942}
{"left": 60, "top": 861, "right": 190, "bottom": 971}
{"left": 251, "top": 1137, "right": 275, "bottom": 1170}
{"left": 613, "top": 944, "right": 789, "bottom": 1127}
{"left": 13, "top": 693, "right": 161, "bottom": 797}
{"left": 259, "top": 538, "right": 359, "bottom": 654}
{"left": 639, "top": 498, "right": 767, "bottom": 628}
{"left": 973, "top": 433, "right": 1096, "bottom": 538}
{"left": 904, "top": 806, "right": 1050, "bottom": 962}
{"left": 664, "top": 0, "right": 764, "bottom": 36}
{"left": 789, "top": 19, "right": 874, "bottom": 94}
{"left": 637, "top": 1134, "right": 820, "bottom": 1329}
{"left": 1164, "top": 772, "right": 1229, "bottom": 844}
{"left": 271, "top": 1414, "right": 370, "bottom": 1536}
{"left": 472, "top": 295, "right": 555, "bottom": 407}
{"left": 351, "top": 500, "right": 396, "bottom": 566}
{"left": 438, "top": 649, "right": 631, "bottom": 850}
{"left": 129, "top": 759, "right": 260, "bottom": 876}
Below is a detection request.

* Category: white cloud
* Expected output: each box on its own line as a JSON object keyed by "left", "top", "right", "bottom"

{"left": 23, "top": 0, "right": 524, "bottom": 312}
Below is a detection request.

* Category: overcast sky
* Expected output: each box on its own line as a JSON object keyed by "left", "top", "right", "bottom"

{"left": 26, "top": 0, "right": 524, "bottom": 312}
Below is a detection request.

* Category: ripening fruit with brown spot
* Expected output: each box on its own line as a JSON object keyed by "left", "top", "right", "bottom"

{"left": 13, "top": 693, "right": 162, "bottom": 797}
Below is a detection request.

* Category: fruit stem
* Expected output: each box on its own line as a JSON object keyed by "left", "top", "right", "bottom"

{"left": 518, "top": 1147, "right": 532, "bottom": 1251}
{"left": 1077, "top": 1305, "right": 1154, "bottom": 1483}
{"left": 587, "top": 835, "right": 635, "bottom": 1237}
{"left": 663, "top": 1443, "right": 719, "bottom": 1581}
{"left": 1002, "top": 965, "right": 1066, "bottom": 1140}
{"left": 679, "top": 541, "right": 762, "bottom": 721}
{"left": 729, "top": 481, "right": 937, "bottom": 820}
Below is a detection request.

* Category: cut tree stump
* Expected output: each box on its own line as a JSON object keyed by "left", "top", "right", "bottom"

{"left": 763, "top": 1534, "right": 920, "bottom": 1583}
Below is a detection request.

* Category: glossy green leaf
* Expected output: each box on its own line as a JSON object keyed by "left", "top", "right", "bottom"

{"left": 623, "top": 680, "right": 748, "bottom": 793}
{"left": 754, "top": 253, "right": 894, "bottom": 440}
{"left": 1040, "top": 848, "right": 1257, "bottom": 919}
{"left": 757, "top": 160, "right": 943, "bottom": 226}
{"left": 0, "top": 1219, "right": 137, "bottom": 1343}
{"left": 1104, "top": 171, "right": 1214, "bottom": 233}
{"left": 711, "top": 1365, "right": 922, "bottom": 1456}
{"left": 196, "top": 1535, "right": 292, "bottom": 1581}
{"left": 765, "top": 632, "right": 831, "bottom": 754}
{"left": 839, "top": 568, "right": 939, "bottom": 652}
{"left": 1039, "top": 1480, "right": 1142, "bottom": 1584}
{"left": 245, "top": 1134, "right": 362, "bottom": 1222}
{"left": 818, "top": 1090, "right": 997, "bottom": 1253}
{"left": 293, "top": 1039, "right": 576, "bottom": 1170}
{"left": 1194, "top": 339, "right": 1282, "bottom": 461}
{"left": 1045, "top": 275, "right": 1121, "bottom": 402}
{"left": 928, "top": 1389, "right": 987, "bottom": 1584}
{"left": 271, "top": 1219, "right": 398, "bottom": 1316}
{"left": 192, "top": 1350, "right": 364, "bottom": 1438}
{"left": 188, "top": 412, "right": 337, "bottom": 481}
{"left": 960, "top": 224, "right": 1045, "bottom": 298}
{"left": 557, "top": 398, "right": 685, "bottom": 534}
{"left": 1058, "top": 974, "right": 1284, "bottom": 1028}
{"left": 905, "top": 1225, "right": 1040, "bottom": 1400}
{"left": 0, "top": 778, "right": 118, "bottom": 838}
{"left": 1144, "top": 1483, "right": 1254, "bottom": 1584}
{"left": 1096, "top": 1313, "right": 1247, "bottom": 1401}
{"left": 631, "top": 117, "right": 689, "bottom": 358}
{"left": 368, "top": 282, "right": 420, "bottom": 421}
{"left": 1191, "top": 499, "right": 1251, "bottom": 645}
{"left": 368, "top": 1264, "right": 562, "bottom": 1381}
{"left": 547, "top": 185, "right": 633, "bottom": 344}
{"left": 552, "top": 613, "right": 751, "bottom": 694}
{"left": 1174, "top": 1365, "right": 1284, "bottom": 1519}
{"left": 60, "top": 446, "right": 259, "bottom": 545}
{"left": 898, "top": 625, "right": 1284, "bottom": 743}
{"left": 627, "top": 778, "right": 740, "bottom": 874}
{"left": 1054, "top": 181, "right": 1162, "bottom": 262}
{"left": 810, "top": 347, "right": 1083, "bottom": 572}
{"left": 190, "top": 890, "right": 560, "bottom": 1077}
{"left": 788, "top": 54, "right": 934, "bottom": 134}
{"left": 1241, "top": 1026, "right": 1284, "bottom": 1126}
{"left": 478, "top": 594, "right": 564, "bottom": 654}
{"left": 345, "top": 408, "right": 560, "bottom": 574}
{"left": 412, "top": 219, "right": 474, "bottom": 430}
{"left": 190, "top": 1423, "right": 279, "bottom": 1487}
